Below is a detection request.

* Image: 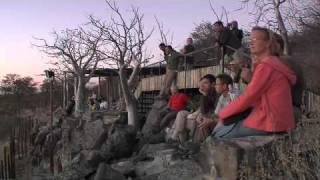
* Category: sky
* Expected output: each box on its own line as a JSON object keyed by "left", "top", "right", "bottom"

{"left": 0, "top": 0, "right": 254, "bottom": 84}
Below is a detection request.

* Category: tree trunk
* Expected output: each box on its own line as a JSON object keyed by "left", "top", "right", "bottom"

{"left": 74, "top": 75, "right": 86, "bottom": 116}
{"left": 119, "top": 66, "right": 139, "bottom": 130}
{"left": 274, "top": 0, "right": 291, "bottom": 55}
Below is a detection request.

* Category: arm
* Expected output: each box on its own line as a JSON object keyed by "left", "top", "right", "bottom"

{"left": 218, "top": 63, "right": 273, "bottom": 121}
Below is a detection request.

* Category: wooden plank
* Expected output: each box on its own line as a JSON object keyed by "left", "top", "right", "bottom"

{"left": 134, "top": 65, "right": 224, "bottom": 96}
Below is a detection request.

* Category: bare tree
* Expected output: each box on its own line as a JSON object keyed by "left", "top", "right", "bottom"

{"left": 285, "top": 0, "right": 320, "bottom": 31}
{"left": 154, "top": 16, "right": 174, "bottom": 46}
{"left": 89, "top": 0, "right": 153, "bottom": 130}
{"left": 34, "top": 26, "right": 104, "bottom": 116}
{"left": 241, "top": 0, "right": 291, "bottom": 55}
{"left": 208, "top": 0, "right": 230, "bottom": 23}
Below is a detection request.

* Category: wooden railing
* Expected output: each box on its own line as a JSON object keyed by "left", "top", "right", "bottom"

{"left": 134, "top": 45, "right": 224, "bottom": 98}
{"left": 134, "top": 66, "right": 226, "bottom": 98}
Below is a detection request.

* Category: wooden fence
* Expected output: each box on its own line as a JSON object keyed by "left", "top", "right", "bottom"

{"left": 0, "top": 117, "right": 38, "bottom": 180}
{"left": 134, "top": 65, "right": 225, "bottom": 98}
{"left": 134, "top": 65, "right": 320, "bottom": 115}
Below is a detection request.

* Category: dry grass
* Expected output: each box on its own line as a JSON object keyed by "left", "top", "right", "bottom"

{"left": 239, "top": 121, "right": 320, "bottom": 179}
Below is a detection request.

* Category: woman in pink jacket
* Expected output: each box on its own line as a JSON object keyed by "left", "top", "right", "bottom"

{"left": 213, "top": 27, "right": 297, "bottom": 138}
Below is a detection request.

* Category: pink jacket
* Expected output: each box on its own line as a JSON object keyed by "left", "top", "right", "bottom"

{"left": 218, "top": 56, "right": 297, "bottom": 132}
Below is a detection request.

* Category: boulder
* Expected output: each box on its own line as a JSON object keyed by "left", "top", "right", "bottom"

{"left": 157, "top": 160, "right": 203, "bottom": 180}
{"left": 34, "top": 126, "right": 50, "bottom": 145}
{"left": 94, "top": 163, "right": 126, "bottom": 180}
{"left": 196, "top": 136, "right": 279, "bottom": 180}
{"left": 54, "top": 152, "right": 96, "bottom": 180}
{"left": 100, "top": 124, "right": 136, "bottom": 160}
{"left": 142, "top": 99, "right": 168, "bottom": 135}
{"left": 111, "top": 160, "right": 135, "bottom": 177}
{"left": 134, "top": 143, "right": 178, "bottom": 177}
{"left": 83, "top": 150, "right": 106, "bottom": 168}
{"left": 70, "top": 118, "right": 105, "bottom": 150}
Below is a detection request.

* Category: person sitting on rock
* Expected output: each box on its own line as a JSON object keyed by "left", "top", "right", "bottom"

{"left": 213, "top": 27, "right": 297, "bottom": 139}
{"left": 153, "top": 85, "right": 191, "bottom": 134}
{"left": 210, "top": 74, "right": 239, "bottom": 132}
{"left": 99, "top": 96, "right": 108, "bottom": 110}
{"left": 226, "top": 48, "right": 251, "bottom": 96}
{"left": 193, "top": 73, "right": 238, "bottom": 142}
{"left": 169, "top": 74, "right": 217, "bottom": 143}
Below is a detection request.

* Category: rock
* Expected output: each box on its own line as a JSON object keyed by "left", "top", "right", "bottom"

{"left": 138, "top": 143, "right": 175, "bottom": 157}
{"left": 100, "top": 124, "right": 136, "bottom": 160}
{"left": 102, "top": 113, "right": 121, "bottom": 125}
{"left": 111, "top": 160, "right": 135, "bottom": 177}
{"left": 70, "top": 118, "right": 105, "bottom": 150}
{"left": 57, "top": 116, "right": 107, "bottom": 171}
{"left": 196, "top": 136, "right": 280, "bottom": 180}
{"left": 43, "top": 128, "right": 62, "bottom": 157}
{"left": 157, "top": 160, "right": 203, "bottom": 180}
{"left": 133, "top": 143, "right": 204, "bottom": 180}
{"left": 54, "top": 152, "right": 96, "bottom": 180}
{"left": 94, "top": 163, "right": 126, "bottom": 180}
{"left": 142, "top": 99, "right": 168, "bottom": 135}
{"left": 34, "top": 126, "right": 50, "bottom": 145}
{"left": 83, "top": 150, "right": 106, "bottom": 168}
{"left": 134, "top": 143, "right": 178, "bottom": 177}
{"left": 53, "top": 107, "right": 65, "bottom": 127}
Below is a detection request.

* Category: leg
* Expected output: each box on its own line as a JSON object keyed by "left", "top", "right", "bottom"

{"left": 214, "top": 120, "right": 271, "bottom": 139}
{"left": 159, "top": 70, "right": 177, "bottom": 97}
{"left": 171, "top": 110, "right": 190, "bottom": 140}
{"left": 192, "top": 115, "right": 214, "bottom": 143}
{"left": 159, "top": 110, "right": 178, "bottom": 131}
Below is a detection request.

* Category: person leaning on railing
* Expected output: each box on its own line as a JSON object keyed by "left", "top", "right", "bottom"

{"left": 182, "top": 37, "right": 195, "bottom": 69}
{"left": 158, "top": 45, "right": 183, "bottom": 99}
{"left": 226, "top": 48, "right": 251, "bottom": 96}
{"left": 213, "top": 21, "right": 242, "bottom": 62}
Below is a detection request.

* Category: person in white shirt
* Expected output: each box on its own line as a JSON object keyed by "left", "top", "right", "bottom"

{"left": 99, "top": 97, "right": 108, "bottom": 110}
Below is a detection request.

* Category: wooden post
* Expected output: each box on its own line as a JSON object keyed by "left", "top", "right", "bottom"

{"left": 63, "top": 72, "right": 67, "bottom": 109}
{"left": 21, "top": 122, "right": 25, "bottom": 157}
{"left": 4, "top": 147, "right": 8, "bottom": 179}
{"left": 221, "top": 46, "right": 225, "bottom": 73}
{"left": 10, "top": 128, "right": 16, "bottom": 179}
{"left": 184, "top": 55, "right": 187, "bottom": 91}
{"left": 17, "top": 125, "right": 20, "bottom": 160}
{"left": 98, "top": 76, "right": 101, "bottom": 98}
{"left": 1, "top": 160, "right": 4, "bottom": 179}
{"left": 50, "top": 77, "right": 55, "bottom": 174}
{"left": 66, "top": 75, "right": 69, "bottom": 106}
{"left": 24, "top": 122, "right": 28, "bottom": 156}
{"left": 7, "top": 150, "right": 11, "bottom": 178}
{"left": 18, "top": 124, "right": 22, "bottom": 159}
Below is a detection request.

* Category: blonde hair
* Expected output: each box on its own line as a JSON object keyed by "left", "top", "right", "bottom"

{"left": 251, "top": 26, "right": 283, "bottom": 56}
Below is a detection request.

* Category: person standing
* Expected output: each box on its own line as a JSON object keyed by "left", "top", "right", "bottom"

{"left": 158, "top": 45, "right": 183, "bottom": 98}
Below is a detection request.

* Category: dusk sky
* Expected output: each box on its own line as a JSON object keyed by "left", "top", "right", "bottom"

{"left": 0, "top": 0, "right": 254, "bottom": 84}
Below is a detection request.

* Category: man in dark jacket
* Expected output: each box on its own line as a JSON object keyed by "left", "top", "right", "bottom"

{"left": 230, "top": 21, "right": 243, "bottom": 42}
{"left": 213, "top": 21, "right": 241, "bottom": 57}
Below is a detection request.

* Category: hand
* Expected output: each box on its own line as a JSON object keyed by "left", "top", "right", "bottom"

{"left": 241, "top": 67, "right": 252, "bottom": 84}
{"left": 199, "top": 88, "right": 207, "bottom": 95}
{"left": 198, "top": 117, "right": 215, "bottom": 130}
